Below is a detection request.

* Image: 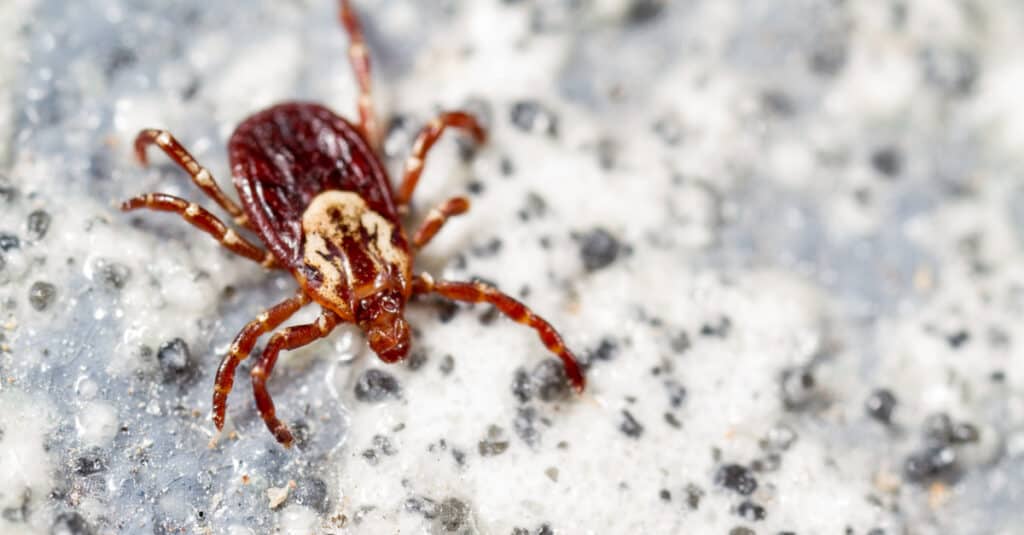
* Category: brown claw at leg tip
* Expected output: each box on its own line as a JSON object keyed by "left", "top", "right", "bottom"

{"left": 275, "top": 428, "right": 294, "bottom": 448}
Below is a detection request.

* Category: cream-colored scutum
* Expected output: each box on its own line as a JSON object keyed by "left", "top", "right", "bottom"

{"left": 300, "top": 191, "right": 409, "bottom": 317}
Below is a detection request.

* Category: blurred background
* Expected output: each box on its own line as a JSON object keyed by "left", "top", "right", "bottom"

{"left": 1, "top": 0, "right": 1023, "bottom": 533}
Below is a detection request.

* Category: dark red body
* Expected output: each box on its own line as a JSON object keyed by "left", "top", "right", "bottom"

{"left": 228, "top": 102, "right": 406, "bottom": 269}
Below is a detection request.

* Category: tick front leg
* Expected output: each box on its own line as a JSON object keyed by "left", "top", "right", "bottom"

{"left": 339, "top": 0, "right": 379, "bottom": 148}
{"left": 121, "top": 193, "right": 277, "bottom": 268}
{"left": 252, "top": 311, "right": 341, "bottom": 447}
{"left": 212, "top": 291, "right": 311, "bottom": 432}
{"left": 413, "top": 274, "right": 585, "bottom": 392}
{"left": 134, "top": 129, "right": 252, "bottom": 230}
{"left": 396, "top": 112, "right": 487, "bottom": 207}
{"left": 412, "top": 196, "right": 470, "bottom": 249}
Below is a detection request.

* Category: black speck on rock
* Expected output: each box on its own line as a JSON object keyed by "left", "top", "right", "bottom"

{"left": 361, "top": 448, "right": 380, "bottom": 465}
{"left": 436, "top": 300, "right": 460, "bottom": 323}
{"left": 619, "top": 410, "right": 644, "bottom": 438}
{"left": 50, "top": 512, "right": 94, "bottom": 535}
{"left": 383, "top": 114, "right": 416, "bottom": 160}
{"left": 870, "top": 146, "right": 903, "bottom": 178}
{"left": 669, "top": 330, "right": 691, "bottom": 353}
{"left": 514, "top": 406, "right": 545, "bottom": 446}
{"left": 478, "top": 425, "right": 510, "bottom": 456}
{"left": 156, "top": 338, "right": 192, "bottom": 380}
{"left": 92, "top": 258, "right": 131, "bottom": 290}
{"left": 511, "top": 367, "right": 532, "bottom": 403}
{"left": 904, "top": 445, "right": 957, "bottom": 482}
{"left": 510, "top": 100, "right": 558, "bottom": 137}
{"left": 865, "top": 388, "right": 898, "bottom": 424}
{"left": 699, "top": 316, "right": 732, "bottom": 337}
{"left": 437, "top": 497, "right": 470, "bottom": 532}
{"left": 684, "top": 483, "right": 704, "bottom": 510}
{"left": 405, "top": 350, "right": 428, "bottom": 371}
{"left": 951, "top": 423, "right": 980, "bottom": 444}
{"left": 28, "top": 281, "right": 57, "bottom": 311}
{"left": 780, "top": 365, "right": 821, "bottom": 411}
{"left": 518, "top": 192, "right": 548, "bottom": 222}
{"left": 405, "top": 496, "right": 439, "bottom": 519}
{"left": 583, "top": 338, "right": 618, "bottom": 367}
{"left": 760, "top": 90, "right": 796, "bottom": 116}
{"left": 511, "top": 529, "right": 529, "bottom": 535}
{"left": 652, "top": 113, "right": 683, "bottom": 146}
{"left": 923, "top": 413, "right": 954, "bottom": 444}
{"left": 439, "top": 354, "right": 455, "bottom": 375}
{"left": 0, "top": 176, "right": 17, "bottom": 204}
{"left": 715, "top": 464, "right": 758, "bottom": 495}
{"left": 595, "top": 137, "right": 620, "bottom": 170}
{"left": 808, "top": 39, "right": 848, "bottom": 76}
{"left": 290, "top": 419, "right": 312, "bottom": 450}
{"left": 728, "top": 527, "right": 756, "bottom": 535}
{"left": 532, "top": 358, "right": 572, "bottom": 402}
{"left": 373, "top": 434, "right": 397, "bottom": 456}
{"left": 737, "top": 501, "right": 766, "bottom": 521}
{"left": 627, "top": 0, "right": 665, "bottom": 24}
{"left": 354, "top": 369, "right": 401, "bottom": 402}
{"left": 946, "top": 330, "right": 970, "bottom": 348}
{"left": 0, "top": 233, "right": 19, "bottom": 252}
{"left": 470, "top": 237, "right": 503, "bottom": 258}
{"left": 72, "top": 448, "right": 107, "bottom": 476}
{"left": 26, "top": 210, "right": 51, "bottom": 241}
{"left": 665, "top": 379, "right": 687, "bottom": 408}
{"left": 292, "top": 476, "right": 329, "bottom": 513}
{"left": 577, "top": 228, "right": 621, "bottom": 272}
{"left": 921, "top": 47, "right": 979, "bottom": 96}
{"left": 750, "top": 453, "right": 781, "bottom": 473}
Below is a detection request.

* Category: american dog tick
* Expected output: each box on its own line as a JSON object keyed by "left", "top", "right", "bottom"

{"left": 122, "top": 0, "right": 585, "bottom": 447}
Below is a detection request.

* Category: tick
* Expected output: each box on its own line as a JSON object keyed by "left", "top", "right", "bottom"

{"left": 121, "top": 0, "right": 585, "bottom": 447}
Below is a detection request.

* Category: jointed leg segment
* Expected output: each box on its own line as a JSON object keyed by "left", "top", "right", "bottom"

{"left": 339, "top": 0, "right": 379, "bottom": 147}
{"left": 121, "top": 193, "right": 277, "bottom": 267}
{"left": 134, "top": 129, "right": 252, "bottom": 229}
{"left": 212, "top": 291, "right": 312, "bottom": 431}
{"left": 397, "top": 112, "right": 487, "bottom": 206}
{"left": 413, "top": 275, "right": 585, "bottom": 392}
{"left": 413, "top": 196, "right": 470, "bottom": 249}
{"left": 251, "top": 311, "right": 341, "bottom": 447}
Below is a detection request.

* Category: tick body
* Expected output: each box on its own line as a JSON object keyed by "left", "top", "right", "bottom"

{"left": 122, "top": 0, "right": 585, "bottom": 447}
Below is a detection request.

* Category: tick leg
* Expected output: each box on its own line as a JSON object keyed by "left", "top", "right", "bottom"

{"left": 396, "top": 112, "right": 487, "bottom": 207}
{"left": 413, "top": 274, "right": 585, "bottom": 392}
{"left": 339, "top": 0, "right": 379, "bottom": 148}
{"left": 412, "top": 196, "right": 470, "bottom": 249}
{"left": 252, "top": 311, "right": 341, "bottom": 447}
{"left": 134, "top": 129, "right": 253, "bottom": 230}
{"left": 212, "top": 291, "right": 311, "bottom": 431}
{"left": 121, "top": 193, "right": 278, "bottom": 268}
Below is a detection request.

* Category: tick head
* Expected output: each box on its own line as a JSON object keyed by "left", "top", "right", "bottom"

{"left": 357, "top": 289, "right": 411, "bottom": 363}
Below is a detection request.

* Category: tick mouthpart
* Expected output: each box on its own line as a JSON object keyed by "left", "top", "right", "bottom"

{"left": 366, "top": 316, "right": 411, "bottom": 363}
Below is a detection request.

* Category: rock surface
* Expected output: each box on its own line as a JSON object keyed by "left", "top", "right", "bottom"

{"left": 1, "top": 0, "right": 1022, "bottom": 533}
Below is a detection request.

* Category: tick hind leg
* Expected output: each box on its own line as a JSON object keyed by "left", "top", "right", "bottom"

{"left": 212, "top": 291, "right": 311, "bottom": 432}
{"left": 134, "top": 129, "right": 252, "bottom": 230}
{"left": 252, "top": 311, "right": 341, "bottom": 447}
{"left": 396, "top": 112, "right": 487, "bottom": 207}
{"left": 413, "top": 196, "right": 470, "bottom": 249}
{"left": 413, "top": 275, "right": 585, "bottom": 392}
{"left": 121, "top": 193, "right": 277, "bottom": 268}
{"left": 339, "top": 0, "right": 379, "bottom": 147}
